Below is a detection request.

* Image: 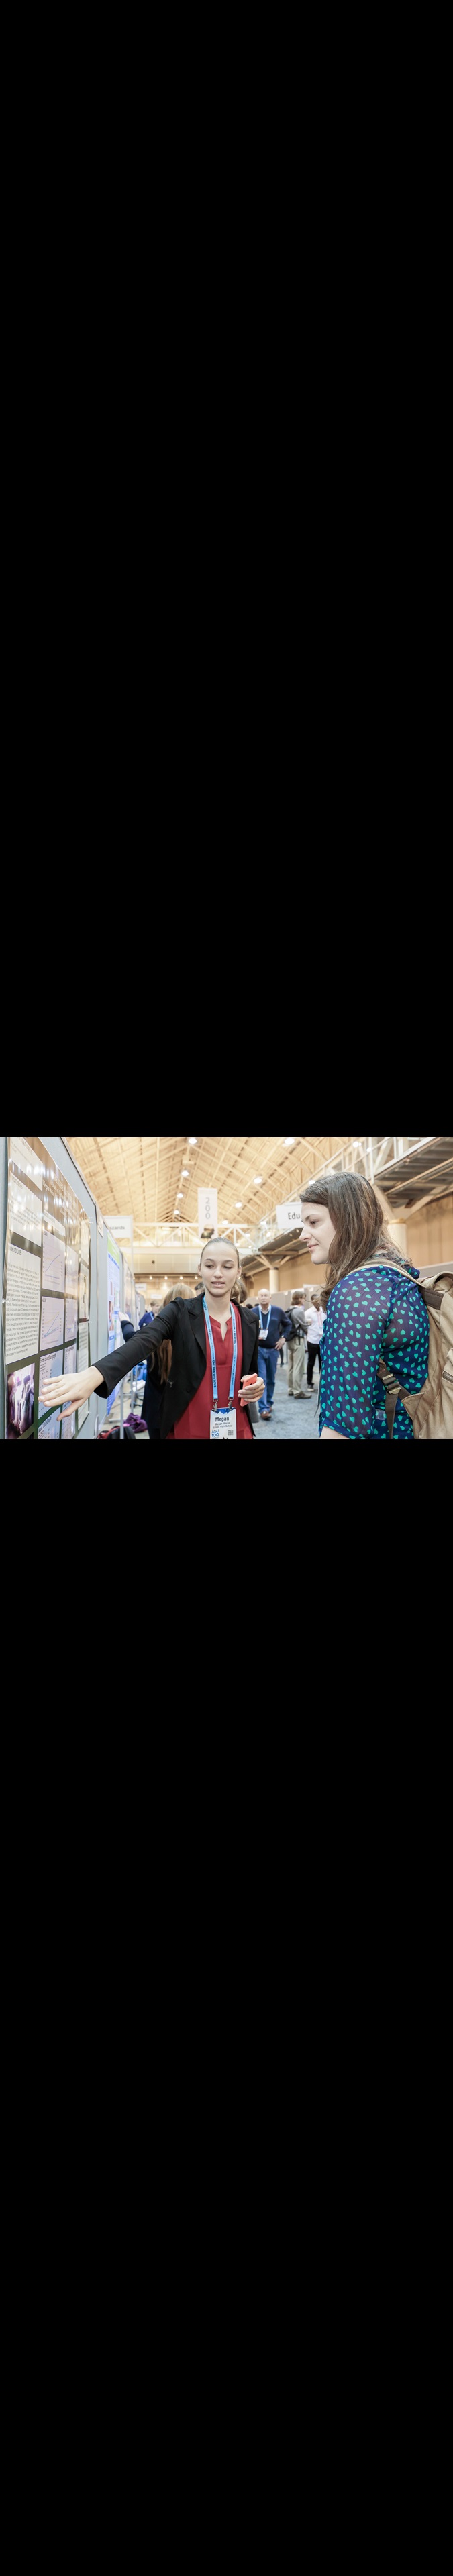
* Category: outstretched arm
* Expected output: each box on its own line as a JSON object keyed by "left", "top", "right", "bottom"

{"left": 40, "top": 1303, "right": 180, "bottom": 1419}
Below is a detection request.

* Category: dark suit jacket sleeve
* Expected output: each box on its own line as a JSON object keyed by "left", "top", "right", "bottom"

{"left": 95, "top": 1303, "right": 180, "bottom": 1399}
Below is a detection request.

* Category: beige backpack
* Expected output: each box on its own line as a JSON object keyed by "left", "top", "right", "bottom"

{"left": 358, "top": 1261, "right": 453, "bottom": 1439}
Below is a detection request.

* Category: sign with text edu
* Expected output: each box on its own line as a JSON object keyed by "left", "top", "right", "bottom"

{"left": 276, "top": 1197, "right": 304, "bottom": 1233}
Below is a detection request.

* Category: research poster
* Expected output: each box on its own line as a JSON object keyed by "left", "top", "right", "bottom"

{"left": 123, "top": 1260, "right": 135, "bottom": 1321}
{"left": 2, "top": 1136, "right": 92, "bottom": 1442}
{"left": 107, "top": 1233, "right": 121, "bottom": 1421}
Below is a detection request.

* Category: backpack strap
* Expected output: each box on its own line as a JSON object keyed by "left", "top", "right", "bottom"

{"left": 358, "top": 1260, "right": 453, "bottom": 1311}
{"left": 377, "top": 1360, "right": 411, "bottom": 1440}
{"left": 376, "top": 1268, "right": 453, "bottom": 1434}
{"left": 357, "top": 1265, "right": 419, "bottom": 1437}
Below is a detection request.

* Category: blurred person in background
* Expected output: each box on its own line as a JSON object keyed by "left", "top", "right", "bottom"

{"left": 305, "top": 1293, "right": 324, "bottom": 1389}
{"left": 250, "top": 1287, "right": 293, "bottom": 1419}
{"left": 287, "top": 1291, "right": 311, "bottom": 1398}
{"left": 138, "top": 1301, "right": 169, "bottom": 1441}
{"left": 119, "top": 1311, "right": 136, "bottom": 1344}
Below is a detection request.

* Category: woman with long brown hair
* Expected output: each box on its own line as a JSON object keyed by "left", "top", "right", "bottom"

{"left": 299, "top": 1173, "right": 430, "bottom": 1440}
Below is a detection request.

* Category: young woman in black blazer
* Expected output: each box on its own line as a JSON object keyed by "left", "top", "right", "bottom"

{"left": 41, "top": 1240, "right": 266, "bottom": 1440}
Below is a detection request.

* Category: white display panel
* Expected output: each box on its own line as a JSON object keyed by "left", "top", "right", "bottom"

{"left": 2, "top": 1137, "right": 93, "bottom": 1444}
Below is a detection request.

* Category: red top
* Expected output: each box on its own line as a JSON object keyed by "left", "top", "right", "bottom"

{"left": 168, "top": 1305, "right": 253, "bottom": 1440}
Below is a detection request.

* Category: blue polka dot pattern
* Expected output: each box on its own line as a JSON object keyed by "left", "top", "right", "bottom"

{"left": 319, "top": 1264, "right": 430, "bottom": 1441}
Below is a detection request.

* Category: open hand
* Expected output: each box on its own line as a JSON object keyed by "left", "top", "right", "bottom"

{"left": 39, "top": 1366, "right": 95, "bottom": 1423}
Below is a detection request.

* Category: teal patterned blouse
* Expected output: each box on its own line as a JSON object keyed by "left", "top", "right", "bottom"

{"left": 318, "top": 1263, "right": 430, "bottom": 1440}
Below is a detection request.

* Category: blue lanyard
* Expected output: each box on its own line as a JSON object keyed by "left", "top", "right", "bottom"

{"left": 258, "top": 1305, "right": 270, "bottom": 1334}
{"left": 203, "top": 1298, "right": 238, "bottom": 1411}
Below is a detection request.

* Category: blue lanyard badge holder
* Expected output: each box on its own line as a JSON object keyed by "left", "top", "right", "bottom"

{"left": 203, "top": 1299, "right": 238, "bottom": 1439}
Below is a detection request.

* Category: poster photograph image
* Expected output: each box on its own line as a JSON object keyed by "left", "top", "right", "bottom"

{"left": 7, "top": 1362, "right": 36, "bottom": 1439}
{"left": 64, "top": 1296, "right": 78, "bottom": 1344}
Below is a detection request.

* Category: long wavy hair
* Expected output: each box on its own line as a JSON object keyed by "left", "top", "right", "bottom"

{"left": 300, "top": 1173, "right": 409, "bottom": 1306}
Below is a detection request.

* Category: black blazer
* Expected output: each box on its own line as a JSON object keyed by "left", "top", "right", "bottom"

{"left": 95, "top": 1295, "right": 262, "bottom": 1440}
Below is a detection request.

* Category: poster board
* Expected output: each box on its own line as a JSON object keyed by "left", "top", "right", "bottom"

{"left": 123, "top": 1259, "right": 134, "bottom": 1318}
{"left": 106, "top": 1231, "right": 123, "bottom": 1420}
{"left": 2, "top": 1136, "right": 92, "bottom": 1441}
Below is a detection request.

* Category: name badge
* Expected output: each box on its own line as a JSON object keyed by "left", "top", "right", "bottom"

{"left": 210, "top": 1409, "right": 237, "bottom": 1440}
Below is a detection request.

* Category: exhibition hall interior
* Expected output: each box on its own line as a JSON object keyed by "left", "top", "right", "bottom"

{"left": 1, "top": 1136, "right": 452, "bottom": 1442}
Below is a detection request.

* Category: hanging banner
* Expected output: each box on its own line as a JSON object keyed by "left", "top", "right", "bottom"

{"left": 2, "top": 1136, "right": 91, "bottom": 1442}
{"left": 275, "top": 1197, "right": 304, "bottom": 1232}
{"left": 104, "top": 1214, "right": 134, "bottom": 1258}
{"left": 198, "top": 1187, "right": 218, "bottom": 1236}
